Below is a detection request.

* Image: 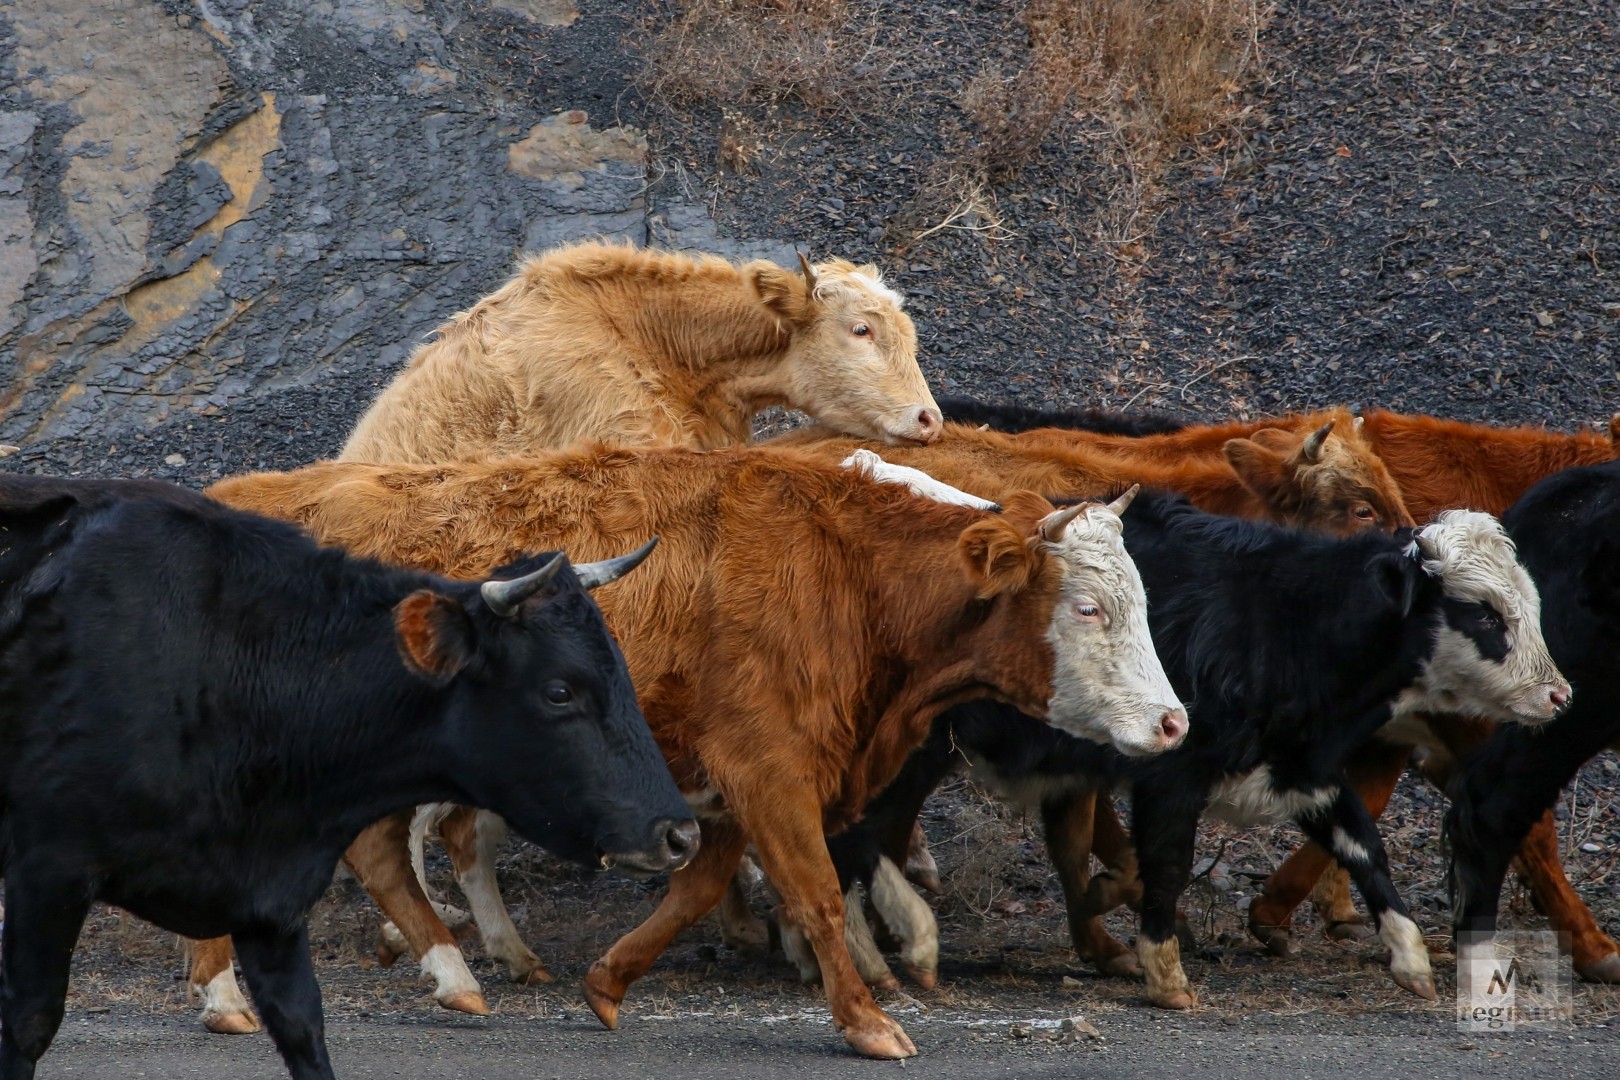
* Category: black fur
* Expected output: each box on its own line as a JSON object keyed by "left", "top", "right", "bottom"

{"left": 1447, "top": 460, "right": 1620, "bottom": 937}
{"left": 937, "top": 394, "right": 1189, "bottom": 437}
{"left": 0, "top": 475, "right": 691, "bottom": 1080}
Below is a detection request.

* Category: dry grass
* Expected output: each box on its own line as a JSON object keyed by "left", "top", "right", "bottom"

{"left": 960, "top": 0, "right": 1269, "bottom": 181}
{"left": 633, "top": 0, "right": 890, "bottom": 114}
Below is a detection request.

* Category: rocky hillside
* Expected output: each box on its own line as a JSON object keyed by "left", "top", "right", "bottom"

{"left": 1, "top": 0, "right": 1616, "bottom": 484}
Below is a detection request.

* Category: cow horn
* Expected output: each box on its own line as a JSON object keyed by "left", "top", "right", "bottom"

{"left": 1298, "top": 421, "right": 1335, "bottom": 464}
{"left": 1040, "top": 503, "right": 1088, "bottom": 543}
{"left": 480, "top": 555, "right": 565, "bottom": 618}
{"left": 1104, "top": 483, "right": 1141, "bottom": 516}
{"left": 573, "top": 536, "right": 660, "bottom": 591}
{"left": 796, "top": 251, "right": 818, "bottom": 290}
{"left": 1354, "top": 415, "right": 1366, "bottom": 433}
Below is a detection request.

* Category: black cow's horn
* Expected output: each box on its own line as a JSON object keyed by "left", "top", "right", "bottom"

{"left": 574, "top": 536, "right": 660, "bottom": 591}
{"left": 481, "top": 555, "right": 565, "bottom": 618}
{"left": 1298, "top": 420, "right": 1335, "bottom": 464}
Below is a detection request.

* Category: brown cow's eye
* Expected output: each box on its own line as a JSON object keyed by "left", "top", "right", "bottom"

{"left": 852, "top": 323, "right": 871, "bottom": 337}
{"left": 544, "top": 681, "right": 573, "bottom": 706}
{"left": 1353, "top": 505, "right": 1376, "bottom": 520}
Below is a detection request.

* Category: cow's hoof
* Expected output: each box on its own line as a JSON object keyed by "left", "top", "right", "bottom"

{"left": 1576, "top": 952, "right": 1620, "bottom": 984}
{"left": 871, "top": 974, "right": 901, "bottom": 991}
{"left": 902, "top": 962, "right": 938, "bottom": 991}
{"left": 583, "top": 965, "right": 623, "bottom": 1031}
{"left": 1095, "top": 952, "right": 1141, "bottom": 978}
{"left": 375, "top": 941, "right": 402, "bottom": 969}
{"left": 1252, "top": 925, "right": 1295, "bottom": 958}
{"left": 843, "top": 1016, "right": 917, "bottom": 1059}
{"left": 1392, "top": 970, "right": 1437, "bottom": 1001}
{"left": 908, "top": 868, "right": 943, "bottom": 894}
{"left": 1325, "top": 918, "right": 1373, "bottom": 943}
{"left": 201, "top": 1008, "right": 261, "bottom": 1035}
{"left": 512, "top": 963, "right": 556, "bottom": 986}
{"left": 1148, "top": 988, "right": 1197, "bottom": 1010}
{"left": 437, "top": 990, "right": 491, "bottom": 1016}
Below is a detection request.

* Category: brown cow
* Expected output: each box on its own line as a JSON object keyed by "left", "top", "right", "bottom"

{"left": 339, "top": 242, "right": 942, "bottom": 461}
{"left": 194, "top": 444, "right": 1186, "bottom": 1058}
{"left": 976, "top": 404, "right": 1620, "bottom": 983}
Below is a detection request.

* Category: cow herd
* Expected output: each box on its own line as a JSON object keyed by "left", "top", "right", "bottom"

{"left": 1, "top": 240, "right": 1618, "bottom": 1080}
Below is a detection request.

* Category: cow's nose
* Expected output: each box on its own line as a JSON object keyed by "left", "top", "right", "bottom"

{"left": 1159, "top": 707, "right": 1189, "bottom": 749}
{"left": 914, "top": 406, "right": 943, "bottom": 441}
{"left": 659, "top": 818, "right": 702, "bottom": 871}
{"left": 1550, "top": 686, "right": 1572, "bottom": 712}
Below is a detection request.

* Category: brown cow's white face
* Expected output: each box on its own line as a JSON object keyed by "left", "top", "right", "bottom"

{"left": 754, "top": 259, "right": 942, "bottom": 444}
{"left": 1398, "top": 510, "right": 1571, "bottom": 725}
{"left": 1039, "top": 493, "right": 1188, "bottom": 756}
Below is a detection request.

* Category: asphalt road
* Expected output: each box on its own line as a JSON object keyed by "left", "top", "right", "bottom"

{"left": 38, "top": 1004, "right": 1619, "bottom": 1079}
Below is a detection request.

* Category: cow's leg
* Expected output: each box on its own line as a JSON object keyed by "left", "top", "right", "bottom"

{"left": 233, "top": 922, "right": 333, "bottom": 1080}
{"left": 438, "top": 808, "right": 553, "bottom": 985}
{"left": 1296, "top": 787, "right": 1434, "bottom": 1000}
{"left": 1041, "top": 790, "right": 1137, "bottom": 977}
{"left": 1130, "top": 789, "right": 1203, "bottom": 1009}
{"left": 741, "top": 785, "right": 916, "bottom": 1059}
{"left": 585, "top": 817, "right": 748, "bottom": 1030}
{"left": 716, "top": 861, "right": 770, "bottom": 955}
{"left": 188, "top": 935, "right": 262, "bottom": 1034}
{"left": 903, "top": 823, "right": 941, "bottom": 893}
{"left": 343, "top": 813, "right": 488, "bottom": 1016}
{"left": 0, "top": 878, "right": 90, "bottom": 1080}
{"left": 1249, "top": 740, "right": 1409, "bottom": 955}
{"left": 1422, "top": 717, "right": 1620, "bottom": 984}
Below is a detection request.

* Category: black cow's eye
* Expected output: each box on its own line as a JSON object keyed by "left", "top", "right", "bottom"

{"left": 1476, "top": 608, "right": 1503, "bottom": 628}
{"left": 544, "top": 681, "right": 573, "bottom": 706}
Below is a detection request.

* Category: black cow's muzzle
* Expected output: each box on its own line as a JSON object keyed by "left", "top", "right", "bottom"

{"left": 599, "top": 818, "right": 701, "bottom": 877}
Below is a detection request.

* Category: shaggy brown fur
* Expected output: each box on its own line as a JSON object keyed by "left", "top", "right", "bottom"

{"left": 771, "top": 410, "right": 1415, "bottom": 531}
{"left": 203, "top": 445, "right": 1095, "bottom": 1059}
{"left": 1010, "top": 408, "right": 1616, "bottom": 521}
{"left": 339, "top": 242, "right": 941, "bottom": 461}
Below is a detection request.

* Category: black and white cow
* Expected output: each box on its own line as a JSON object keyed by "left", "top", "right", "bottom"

{"left": 1448, "top": 459, "right": 1620, "bottom": 962}
{"left": 0, "top": 475, "right": 696, "bottom": 1080}
{"left": 814, "top": 491, "right": 1567, "bottom": 1007}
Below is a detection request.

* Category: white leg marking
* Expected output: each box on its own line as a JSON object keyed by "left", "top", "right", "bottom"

{"left": 1332, "top": 826, "right": 1371, "bottom": 865}
{"left": 457, "top": 811, "right": 545, "bottom": 982}
{"left": 420, "top": 942, "right": 481, "bottom": 1001}
{"left": 870, "top": 856, "right": 939, "bottom": 980}
{"left": 1379, "top": 910, "right": 1431, "bottom": 983}
{"left": 195, "top": 964, "right": 254, "bottom": 1027}
{"left": 1138, "top": 935, "right": 1195, "bottom": 1006}
{"left": 780, "top": 918, "right": 821, "bottom": 984}
{"left": 842, "top": 882, "right": 898, "bottom": 986}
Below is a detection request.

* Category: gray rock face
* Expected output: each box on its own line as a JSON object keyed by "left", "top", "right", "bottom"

{"left": 0, "top": 0, "right": 788, "bottom": 453}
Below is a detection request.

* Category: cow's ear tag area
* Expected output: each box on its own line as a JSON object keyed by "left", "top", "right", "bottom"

{"left": 959, "top": 516, "right": 1035, "bottom": 599}
{"left": 394, "top": 590, "right": 477, "bottom": 683}
{"left": 1371, "top": 551, "right": 1420, "bottom": 618}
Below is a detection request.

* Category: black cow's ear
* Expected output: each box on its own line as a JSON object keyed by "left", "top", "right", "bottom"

{"left": 1371, "top": 551, "right": 1420, "bottom": 618}
{"left": 394, "top": 590, "right": 477, "bottom": 683}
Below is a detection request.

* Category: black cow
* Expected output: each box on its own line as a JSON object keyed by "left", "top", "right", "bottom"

{"left": 816, "top": 491, "right": 1566, "bottom": 1008}
{"left": 0, "top": 476, "right": 697, "bottom": 1080}
{"left": 935, "top": 394, "right": 1188, "bottom": 436}
{"left": 1448, "top": 460, "right": 1620, "bottom": 957}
